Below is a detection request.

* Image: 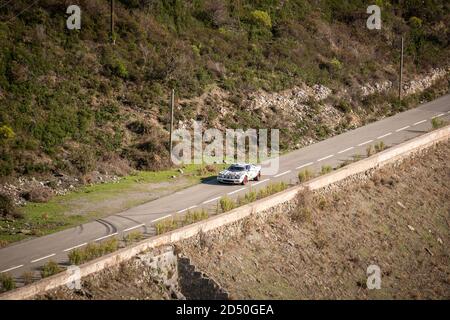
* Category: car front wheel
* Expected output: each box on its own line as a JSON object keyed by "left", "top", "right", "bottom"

{"left": 254, "top": 172, "right": 261, "bottom": 181}
{"left": 242, "top": 176, "right": 248, "bottom": 185}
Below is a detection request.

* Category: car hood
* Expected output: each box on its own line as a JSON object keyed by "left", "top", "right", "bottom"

{"left": 219, "top": 170, "right": 245, "bottom": 177}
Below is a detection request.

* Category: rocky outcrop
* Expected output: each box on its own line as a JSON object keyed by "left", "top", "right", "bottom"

{"left": 360, "top": 67, "right": 449, "bottom": 97}
{"left": 136, "top": 246, "right": 229, "bottom": 300}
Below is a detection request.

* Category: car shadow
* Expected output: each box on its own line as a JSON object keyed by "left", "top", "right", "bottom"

{"left": 406, "top": 129, "right": 428, "bottom": 134}
{"left": 200, "top": 176, "right": 222, "bottom": 185}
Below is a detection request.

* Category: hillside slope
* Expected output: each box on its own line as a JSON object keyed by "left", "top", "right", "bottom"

{"left": 0, "top": 0, "right": 449, "bottom": 182}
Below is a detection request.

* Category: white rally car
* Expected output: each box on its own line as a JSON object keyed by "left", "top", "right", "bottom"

{"left": 217, "top": 163, "right": 261, "bottom": 185}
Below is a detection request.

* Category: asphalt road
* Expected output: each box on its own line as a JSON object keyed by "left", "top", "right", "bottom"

{"left": 1, "top": 94, "right": 449, "bottom": 279}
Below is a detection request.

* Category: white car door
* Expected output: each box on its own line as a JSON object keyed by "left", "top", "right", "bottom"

{"left": 246, "top": 165, "right": 257, "bottom": 179}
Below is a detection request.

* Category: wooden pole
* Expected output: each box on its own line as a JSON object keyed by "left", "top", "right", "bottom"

{"left": 111, "top": 0, "right": 115, "bottom": 45}
{"left": 398, "top": 36, "right": 404, "bottom": 103}
{"left": 169, "top": 89, "right": 175, "bottom": 164}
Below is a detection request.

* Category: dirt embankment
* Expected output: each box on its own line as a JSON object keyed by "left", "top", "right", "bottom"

{"left": 36, "top": 261, "right": 170, "bottom": 300}
{"left": 179, "top": 141, "right": 450, "bottom": 299}
{"left": 38, "top": 141, "right": 450, "bottom": 300}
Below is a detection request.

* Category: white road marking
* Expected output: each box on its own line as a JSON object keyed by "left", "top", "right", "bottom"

{"left": 396, "top": 126, "right": 410, "bottom": 132}
{"left": 176, "top": 205, "right": 198, "bottom": 213}
{"left": 337, "top": 147, "right": 354, "bottom": 154}
{"left": 94, "top": 232, "right": 118, "bottom": 242}
{"left": 228, "top": 188, "right": 246, "bottom": 196}
{"left": 203, "top": 197, "right": 221, "bottom": 204}
{"left": 252, "top": 178, "right": 270, "bottom": 186}
{"left": 413, "top": 120, "right": 426, "bottom": 126}
{"left": 274, "top": 170, "right": 291, "bottom": 178}
{"left": 63, "top": 242, "right": 87, "bottom": 252}
{"left": 431, "top": 113, "right": 445, "bottom": 119}
{"left": 123, "top": 224, "right": 145, "bottom": 233}
{"left": 177, "top": 205, "right": 198, "bottom": 214}
{"left": 358, "top": 140, "right": 373, "bottom": 147}
{"left": 377, "top": 132, "right": 392, "bottom": 139}
{"left": 317, "top": 155, "right": 334, "bottom": 162}
{"left": 1, "top": 265, "right": 23, "bottom": 273}
{"left": 296, "top": 162, "right": 314, "bottom": 170}
{"left": 151, "top": 214, "right": 172, "bottom": 222}
{"left": 31, "top": 253, "right": 56, "bottom": 263}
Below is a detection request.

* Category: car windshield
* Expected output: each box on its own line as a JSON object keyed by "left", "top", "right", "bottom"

{"left": 228, "top": 165, "right": 245, "bottom": 172}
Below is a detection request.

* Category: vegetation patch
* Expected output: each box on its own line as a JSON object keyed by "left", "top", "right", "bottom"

{"left": 40, "top": 260, "right": 63, "bottom": 278}
{"left": 432, "top": 118, "right": 448, "bottom": 129}
{"left": 155, "top": 209, "right": 210, "bottom": 235}
{"left": 298, "top": 169, "right": 313, "bottom": 183}
{"left": 68, "top": 238, "right": 119, "bottom": 265}
{"left": 123, "top": 231, "right": 143, "bottom": 244}
{"left": 0, "top": 273, "right": 16, "bottom": 292}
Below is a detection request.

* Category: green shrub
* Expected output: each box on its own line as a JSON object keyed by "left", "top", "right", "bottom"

{"left": 123, "top": 231, "right": 143, "bottom": 244}
{"left": 237, "top": 190, "right": 258, "bottom": 206}
{"left": 154, "top": 209, "right": 209, "bottom": 235}
{"left": 321, "top": 165, "right": 332, "bottom": 175}
{"left": 41, "top": 260, "right": 62, "bottom": 278}
{"left": 0, "top": 273, "right": 16, "bottom": 292}
{"left": 366, "top": 145, "right": 374, "bottom": 157}
{"left": 244, "top": 190, "right": 257, "bottom": 203}
{"left": 112, "top": 59, "right": 129, "bottom": 79}
{"left": 220, "top": 196, "right": 235, "bottom": 212}
{"left": 330, "top": 57, "right": 343, "bottom": 71}
{"left": 298, "top": 169, "right": 313, "bottom": 183}
{"left": 374, "top": 141, "right": 386, "bottom": 152}
{"left": 68, "top": 238, "right": 119, "bottom": 265}
{"left": 155, "top": 218, "right": 178, "bottom": 235}
{"left": 101, "top": 238, "right": 119, "bottom": 253}
{"left": 184, "top": 209, "right": 209, "bottom": 224}
{"left": 21, "top": 271, "right": 34, "bottom": 285}
{"left": 257, "top": 182, "right": 288, "bottom": 199}
{"left": 250, "top": 10, "right": 272, "bottom": 28}
{"left": 315, "top": 125, "right": 331, "bottom": 139}
{"left": 0, "top": 125, "right": 15, "bottom": 142}
{"left": 432, "top": 117, "right": 447, "bottom": 129}
{"left": 68, "top": 249, "right": 84, "bottom": 265}
{"left": 409, "top": 16, "right": 423, "bottom": 28}
{"left": 336, "top": 100, "right": 351, "bottom": 113}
